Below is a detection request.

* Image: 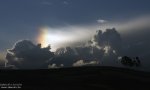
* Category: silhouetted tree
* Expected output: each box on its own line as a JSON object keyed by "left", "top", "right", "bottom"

{"left": 121, "top": 56, "right": 141, "bottom": 67}
{"left": 121, "top": 56, "right": 134, "bottom": 67}
{"left": 134, "top": 57, "right": 141, "bottom": 67}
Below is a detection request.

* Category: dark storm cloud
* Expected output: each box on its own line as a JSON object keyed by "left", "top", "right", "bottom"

{"left": 49, "top": 47, "right": 79, "bottom": 67}
{"left": 48, "top": 25, "right": 150, "bottom": 69}
{"left": 48, "top": 28, "right": 121, "bottom": 67}
{"left": 92, "top": 28, "right": 122, "bottom": 53}
{"left": 4, "top": 26, "right": 150, "bottom": 70}
{"left": 89, "top": 28, "right": 122, "bottom": 66}
{"left": 47, "top": 26, "right": 150, "bottom": 70}
{"left": 5, "top": 28, "right": 122, "bottom": 69}
{"left": 6, "top": 40, "right": 54, "bottom": 69}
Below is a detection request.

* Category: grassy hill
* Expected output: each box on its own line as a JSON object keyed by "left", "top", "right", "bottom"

{"left": 0, "top": 66, "right": 150, "bottom": 90}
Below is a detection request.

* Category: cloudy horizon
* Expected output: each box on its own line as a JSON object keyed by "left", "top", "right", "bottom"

{"left": 0, "top": 0, "right": 150, "bottom": 70}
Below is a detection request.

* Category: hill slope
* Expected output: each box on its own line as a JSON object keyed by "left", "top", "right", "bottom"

{"left": 0, "top": 66, "right": 150, "bottom": 90}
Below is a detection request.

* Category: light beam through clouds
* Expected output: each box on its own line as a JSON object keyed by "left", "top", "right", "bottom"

{"left": 36, "top": 15, "right": 150, "bottom": 52}
{"left": 36, "top": 26, "right": 99, "bottom": 51}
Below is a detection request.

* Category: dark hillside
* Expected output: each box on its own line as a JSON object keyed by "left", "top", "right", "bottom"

{"left": 0, "top": 66, "right": 150, "bottom": 90}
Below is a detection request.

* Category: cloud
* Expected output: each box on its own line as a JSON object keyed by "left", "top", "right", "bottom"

{"left": 98, "top": 15, "right": 150, "bottom": 37}
{"left": 73, "top": 60, "right": 99, "bottom": 67}
{"left": 36, "top": 25, "right": 99, "bottom": 51}
{"left": 99, "top": 16, "right": 150, "bottom": 60}
{"left": 48, "top": 63, "right": 58, "bottom": 68}
{"left": 37, "top": 15, "right": 150, "bottom": 51}
{"left": 48, "top": 47, "right": 78, "bottom": 67}
{"left": 0, "top": 52, "right": 6, "bottom": 61}
{"left": 91, "top": 28, "right": 122, "bottom": 54}
{"left": 6, "top": 40, "right": 54, "bottom": 69}
{"left": 101, "top": 16, "right": 150, "bottom": 70}
{"left": 4, "top": 15, "right": 150, "bottom": 70}
{"left": 48, "top": 28, "right": 121, "bottom": 67}
{"left": 48, "top": 63, "right": 64, "bottom": 69}
{"left": 97, "top": 19, "right": 107, "bottom": 23}
{"left": 112, "top": 16, "right": 150, "bottom": 68}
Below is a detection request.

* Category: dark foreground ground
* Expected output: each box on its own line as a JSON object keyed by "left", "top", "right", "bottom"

{"left": 0, "top": 66, "right": 150, "bottom": 90}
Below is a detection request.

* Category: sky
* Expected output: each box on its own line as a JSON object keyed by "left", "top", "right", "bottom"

{"left": 0, "top": 0, "right": 149, "bottom": 51}
{"left": 0, "top": 0, "right": 150, "bottom": 69}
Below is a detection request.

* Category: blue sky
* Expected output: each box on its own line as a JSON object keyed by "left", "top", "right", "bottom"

{"left": 1, "top": 0, "right": 150, "bottom": 26}
{"left": 0, "top": 0, "right": 150, "bottom": 52}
